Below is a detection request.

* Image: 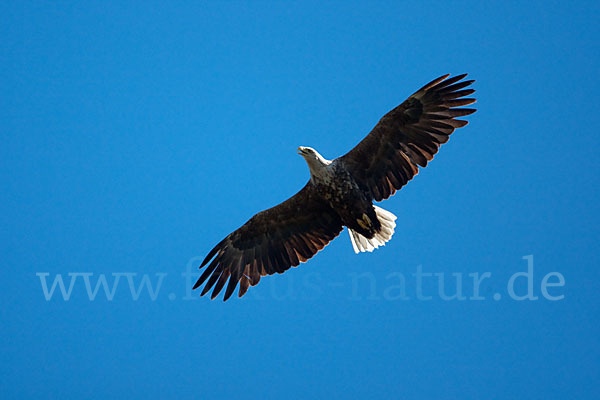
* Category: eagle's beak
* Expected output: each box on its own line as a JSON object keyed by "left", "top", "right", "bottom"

{"left": 297, "top": 146, "right": 305, "bottom": 155}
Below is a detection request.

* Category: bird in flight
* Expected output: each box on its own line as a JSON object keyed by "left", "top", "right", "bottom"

{"left": 194, "top": 74, "right": 476, "bottom": 300}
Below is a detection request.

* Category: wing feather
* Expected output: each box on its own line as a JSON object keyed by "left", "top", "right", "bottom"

{"left": 339, "top": 74, "right": 476, "bottom": 201}
{"left": 194, "top": 183, "right": 343, "bottom": 300}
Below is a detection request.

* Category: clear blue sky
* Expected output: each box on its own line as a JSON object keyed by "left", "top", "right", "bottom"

{"left": 2, "top": 1, "right": 599, "bottom": 399}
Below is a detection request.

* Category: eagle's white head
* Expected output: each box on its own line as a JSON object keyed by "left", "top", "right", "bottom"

{"left": 297, "top": 146, "right": 332, "bottom": 180}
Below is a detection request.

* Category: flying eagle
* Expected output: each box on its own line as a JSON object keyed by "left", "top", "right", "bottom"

{"left": 194, "top": 74, "right": 476, "bottom": 300}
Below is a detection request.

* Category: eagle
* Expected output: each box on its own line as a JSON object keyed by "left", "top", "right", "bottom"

{"left": 193, "top": 74, "right": 476, "bottom": 300}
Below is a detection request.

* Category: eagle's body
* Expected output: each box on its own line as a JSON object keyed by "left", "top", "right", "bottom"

{"left": 304, "top": 153, "right": 394, "bottom": 251}
{"left": 194, "top": 74, "right": 477, "bottom": 300}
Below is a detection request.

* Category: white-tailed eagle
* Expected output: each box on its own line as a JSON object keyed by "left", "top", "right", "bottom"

{"left": 194, "top": 74, "right": 476, "bottom": 300}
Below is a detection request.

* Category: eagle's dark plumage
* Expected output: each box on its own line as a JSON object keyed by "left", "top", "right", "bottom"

{"left": 194, "top": 74, "right": 476, "bottom": 300}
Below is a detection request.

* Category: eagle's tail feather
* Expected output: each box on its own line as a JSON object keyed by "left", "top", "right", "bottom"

{"left": 348, "top": 206, "right": 397, "bottom": 254}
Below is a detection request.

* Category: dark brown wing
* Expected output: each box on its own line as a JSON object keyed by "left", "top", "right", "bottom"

{"left": 339, "top": 74, "right": 476, "bottom": 201}
{"left": 193, "top": 183, "right": 343, "bottom": 301}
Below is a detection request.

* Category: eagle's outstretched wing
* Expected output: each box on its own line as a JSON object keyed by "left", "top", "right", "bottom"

{"left": 193, "top": 184, "right": 343, "bottom": 300}
{"left": 339, "top": 74, "right": 476, "bottom": 201}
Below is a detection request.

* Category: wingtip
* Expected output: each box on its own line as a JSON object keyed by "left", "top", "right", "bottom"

{"left": 420, "top": 74, "right": 451, "bottom": 92}
{"left": 200, "top": 279, "right": 214, "bottom": 296}
{"left": 420, "top": 73, "right": 474, "bottom": 94}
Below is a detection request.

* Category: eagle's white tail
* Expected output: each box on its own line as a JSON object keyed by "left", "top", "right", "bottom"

{"left": 348, "top": 206, "right": 397, "bottom": 254}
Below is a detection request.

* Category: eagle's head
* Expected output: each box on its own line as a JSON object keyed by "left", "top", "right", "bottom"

{"left": 297, "top": 146, "right": 332, "bottom": 178}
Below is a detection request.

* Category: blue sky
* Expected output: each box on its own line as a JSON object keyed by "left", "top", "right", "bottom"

{"left": 2, "top": 1, "right": 599, "bottom": 398}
